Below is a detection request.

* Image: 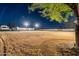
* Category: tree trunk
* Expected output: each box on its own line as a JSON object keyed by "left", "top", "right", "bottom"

{"left": 75, "top": 4, "right": 79, "bottom": 47}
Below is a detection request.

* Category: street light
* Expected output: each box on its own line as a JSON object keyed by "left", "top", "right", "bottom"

{"left": 34, "top": 23, "right": 40, "bottom": 28}
{"left": 24, "top": 21, "right": 30, "bottom": 27}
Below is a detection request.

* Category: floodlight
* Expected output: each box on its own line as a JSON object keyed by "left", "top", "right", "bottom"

{"left": 24, "top": 22, "right": 30, "bottom": 27}
{"left": 34, "top": 23, "right": 40, "bottom": 28}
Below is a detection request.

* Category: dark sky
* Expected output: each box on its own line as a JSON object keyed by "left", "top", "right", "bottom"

{"left": 0, "top": 3, "right": 76, "bottom": 29}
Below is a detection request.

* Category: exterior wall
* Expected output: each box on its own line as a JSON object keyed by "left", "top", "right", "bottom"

{"left": 16, "top": 27, "right": 35, "bottom": 31}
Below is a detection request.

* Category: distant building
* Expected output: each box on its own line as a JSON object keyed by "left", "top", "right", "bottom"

{"left": 0, "top": 25, "right": 10, "bottom": 31}
{"left": 16, "top": 27, "right": 35, "bottom": 31}
{"left": 0, "top": 25, "right": 35, "bottom": 31}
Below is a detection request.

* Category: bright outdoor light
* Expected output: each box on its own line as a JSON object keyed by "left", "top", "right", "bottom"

{"left": 24, "top": 22, "right": 30, "bottom": 27}
{"left": 34, "top": 23, "right": 40, "bottom": 28}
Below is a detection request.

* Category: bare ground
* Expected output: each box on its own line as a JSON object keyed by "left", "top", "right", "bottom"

{"left": 0, "top": 31, "right": 75, "bottom": 56}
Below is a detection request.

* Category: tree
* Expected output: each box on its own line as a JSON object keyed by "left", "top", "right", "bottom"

{"left": 28, "top": 3, "right": 74, "bottom": 23}
{"left": 68, "top": 4, "right": 79, "bottom": 47}
{"left": 77, "top": 4, "right": 79, "bottom": 47}
{"left": 75, "top": 4, "right": 79, "bottom": 47}
{"left": 28, "top": 3, "right": 79, "bottom": 47}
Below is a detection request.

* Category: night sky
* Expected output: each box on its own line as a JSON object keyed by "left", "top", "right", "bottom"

{"left": 0, "top": 3, "right": 76, "bottom": 29}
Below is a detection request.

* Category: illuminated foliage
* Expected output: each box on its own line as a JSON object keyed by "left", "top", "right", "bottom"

{"left": 28, "top": 3, "right": 73, "bottom": 23}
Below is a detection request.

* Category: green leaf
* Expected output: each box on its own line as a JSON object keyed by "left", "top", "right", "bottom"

{"left": 28, "top": 3, "right": 73, "bottom": 23}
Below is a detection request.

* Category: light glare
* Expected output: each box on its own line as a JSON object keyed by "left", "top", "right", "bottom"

{"left": 24, "top": 22, "right": 30, "bottom": 27}
{"left": 35, "top": 23, "right": 40, "bottom": 28}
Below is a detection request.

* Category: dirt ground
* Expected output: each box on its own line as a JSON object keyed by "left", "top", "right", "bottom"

{"left": 0, "top": 31, "right": 75, "bottom": 56}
